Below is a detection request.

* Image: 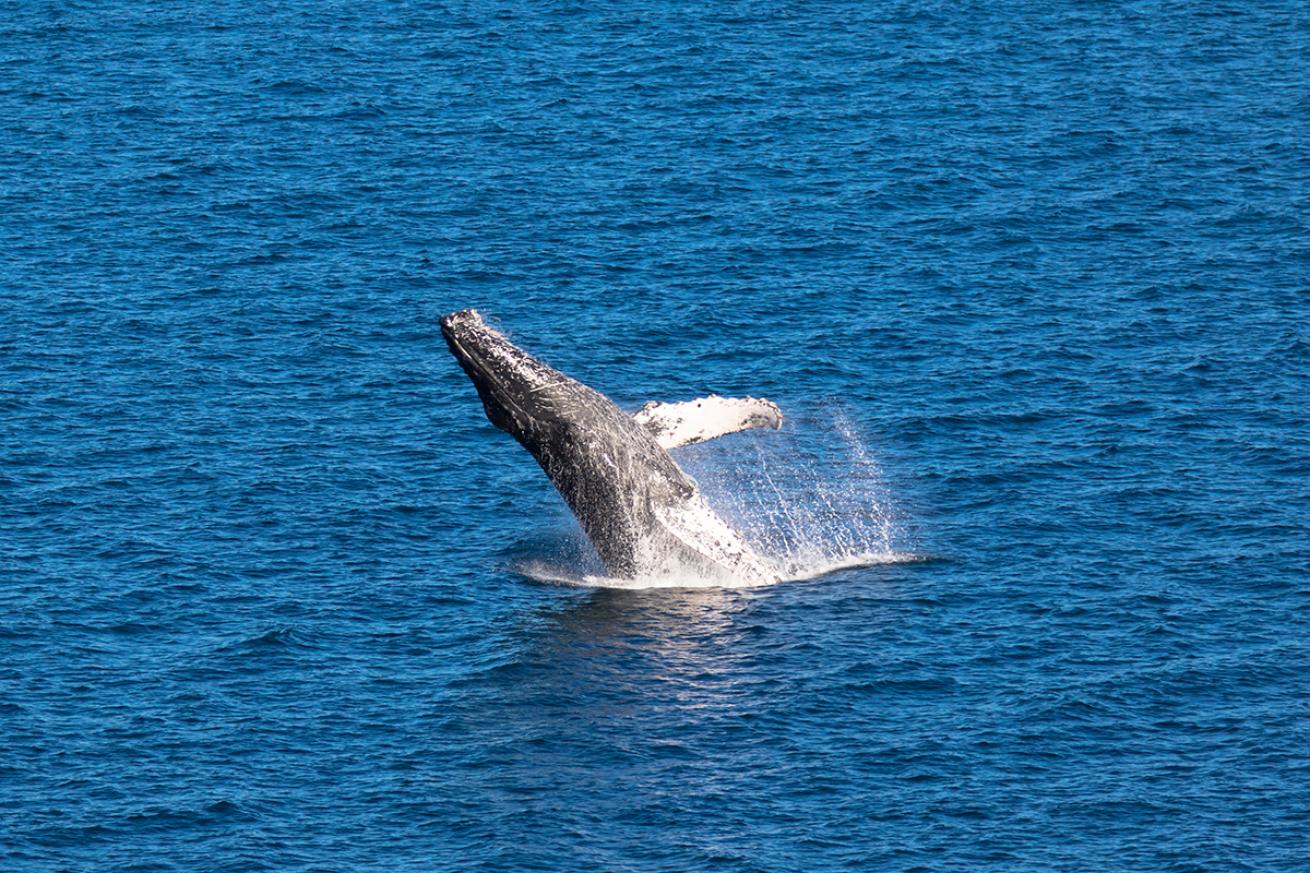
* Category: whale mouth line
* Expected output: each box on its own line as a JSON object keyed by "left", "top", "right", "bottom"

{"left": 444, "top": 330, "right": 472, "bottom": 366}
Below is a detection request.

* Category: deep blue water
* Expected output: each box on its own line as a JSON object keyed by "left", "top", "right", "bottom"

{"left": 4, "top": 1, "right": 1309, "bottom": 870}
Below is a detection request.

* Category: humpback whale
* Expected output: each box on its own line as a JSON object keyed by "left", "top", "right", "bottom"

{"left": 440, "top": 309, "right": 783, "bottom": 585}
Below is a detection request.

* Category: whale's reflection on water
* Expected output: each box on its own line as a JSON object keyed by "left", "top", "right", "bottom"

{"left": 422, "top": 562, "right": 912, "bottom": 857}
{"left": 442, "top": 584, "right": 777, "bottom": 745}
{"left": 426, "top": 587, "right": 768, "bottom": 803}
{"left": 535, "top": 586, "right": 756, "bottom": 661}
{"left": 438, "top": 525, "right": 912, "bottom": 790}
{"left": 472, "top": 567, "right": 898, "bottom": 720}
{"left": 516, "top": 586, "right": 763, "bottom": 705}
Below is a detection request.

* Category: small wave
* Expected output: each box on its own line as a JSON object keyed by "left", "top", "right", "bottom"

{"left": 215, "top": 626, "right": 314, "bottom": 653}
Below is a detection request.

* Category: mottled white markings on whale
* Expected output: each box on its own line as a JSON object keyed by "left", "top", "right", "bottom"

{"left": 634, "top": 395, "right": 783, "bottom": 449}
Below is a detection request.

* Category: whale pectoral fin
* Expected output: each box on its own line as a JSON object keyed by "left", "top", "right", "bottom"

{"left": 633, "top": 395, "right": 783, "bottom": 449}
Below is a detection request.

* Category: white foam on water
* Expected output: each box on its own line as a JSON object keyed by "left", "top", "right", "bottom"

{"left": 513, "top": 559, "right": 775, "bottom": 590}
{"left": 513, "top": 406, "right": 917, "bottom": 591}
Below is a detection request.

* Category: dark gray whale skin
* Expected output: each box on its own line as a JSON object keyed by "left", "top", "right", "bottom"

{"left": 440, "top": 308, "right": 698, "bottom": 577}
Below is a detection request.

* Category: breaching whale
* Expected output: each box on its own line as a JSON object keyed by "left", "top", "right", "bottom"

{"left": 440, "top": 309, "right": 783, "bottom": 585}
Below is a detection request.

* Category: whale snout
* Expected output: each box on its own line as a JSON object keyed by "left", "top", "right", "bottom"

{"left": 440, "top": 308, "right": 484, "bottom": 339}
{"left": 441, "top": 308, "right": 596, "bottom": 439}
{"left": 440, "top": 309, "right": 491, "bottom": 365}
{"left": 440, "top": 307, "right": 542, "bottom": 396}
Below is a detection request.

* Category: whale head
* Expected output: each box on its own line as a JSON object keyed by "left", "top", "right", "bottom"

{"left": 440, "top": 309, "right": 699, "bottom": 574}
{"left": 439, "top": 308, "right": 596, "bottom": 436}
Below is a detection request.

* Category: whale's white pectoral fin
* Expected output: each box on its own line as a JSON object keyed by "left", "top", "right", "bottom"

{"left": 634, "top": 395, "right": 783, "bottom": 449}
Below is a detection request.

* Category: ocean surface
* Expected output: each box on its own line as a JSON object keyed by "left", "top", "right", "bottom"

{"left": 3, "top": 2, "right": 1309, "bottom": 870}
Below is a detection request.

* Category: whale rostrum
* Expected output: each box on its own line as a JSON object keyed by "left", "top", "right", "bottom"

{"left": 440, "top": 309, "right": 782, "bottom": 584}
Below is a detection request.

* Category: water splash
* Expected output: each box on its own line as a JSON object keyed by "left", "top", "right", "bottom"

{"left": 681, "top": 405, "right": 911, "bottom": 582}
{"left": 515, "top": 405, "right": 915, "bottom": 589}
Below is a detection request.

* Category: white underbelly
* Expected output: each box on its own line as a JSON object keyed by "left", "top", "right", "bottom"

{"left": 644, "top": 493, "right": 777, "bottom": 586}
